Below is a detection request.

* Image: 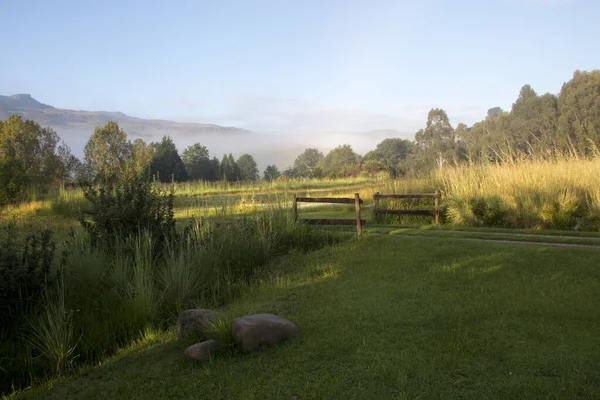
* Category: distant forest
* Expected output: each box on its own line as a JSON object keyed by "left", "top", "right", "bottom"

{"left": 1, "top": 70, "right": 599, "bottom": 203}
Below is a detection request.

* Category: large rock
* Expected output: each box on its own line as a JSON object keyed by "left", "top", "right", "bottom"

{"left": 230, "top": 314, "right": 298, "bottom": 352}
{"left": 184, "top": 340, "right": 221, "bottom": 361}
{"left": 176, "top": 309, "right": 224, "bottom": 341}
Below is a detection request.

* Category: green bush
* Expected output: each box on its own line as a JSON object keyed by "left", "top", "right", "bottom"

{"left": 0, "top": 157, "right": 29, "bottom": 206}
{"left": 79, "top": 173, "right": 175, "bottom": 251}
{"left": 0, "top": 220, "right": 56, "bottom": 330}
{"left": 0, "top": 221, "right": 56, "bottom": 394}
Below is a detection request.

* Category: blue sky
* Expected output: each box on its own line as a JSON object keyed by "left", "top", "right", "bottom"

{"left": 1, "top": 0, "right": 599, "bottom": 137}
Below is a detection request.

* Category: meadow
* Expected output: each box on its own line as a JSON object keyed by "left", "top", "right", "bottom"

{"left": 2, "top": 155, "right": 600, "bottom": 398}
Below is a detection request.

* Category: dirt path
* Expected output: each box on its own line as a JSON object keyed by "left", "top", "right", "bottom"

{"left": 443, "top": 230, "right": 600, "bottom": 241}
{"left": 375, "top": 232, "right": 600, "bottom": 249}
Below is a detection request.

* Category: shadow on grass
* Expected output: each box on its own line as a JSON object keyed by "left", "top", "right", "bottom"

{"left": 25, "top": 236, "right": 600, "bottom": 400}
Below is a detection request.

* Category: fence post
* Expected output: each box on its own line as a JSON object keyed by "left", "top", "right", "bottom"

{"left": 373, "top": 192, "right": 379, "bottom": 220}
{"left": 355, "top": 193, "right": 362, "bottom": 237}
{"left": 435, "top": 190, "right": 440, "bottom": 225}
{"left": 293, "top": 195, "right": 298, "bottom": 221}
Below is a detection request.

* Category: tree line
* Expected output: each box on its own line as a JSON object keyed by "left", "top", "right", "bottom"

{"left": 1, "top": 69, "right": 599, "bottom": 204}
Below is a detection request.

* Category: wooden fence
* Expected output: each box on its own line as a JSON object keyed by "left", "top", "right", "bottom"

{"left": 373, "top": 190, "right": 441, "bottom": 225}
{"left": 294, "top": 193, "right": 365, "bottom": 236}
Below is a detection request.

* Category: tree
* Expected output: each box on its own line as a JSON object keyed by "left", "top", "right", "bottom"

{"left": 57, "top": 143, "right": 81, "bottom": 180}
{"left": 0, "top": 115, "right": 69, "bottom": 186}
{"left": 236, "top": 154, "right": 258, "bottom": 181}
{"left": 0, "top": 157, "right": 29, "bottom": 205}
{"left": 209, "top": 157, "right": 220, "bottom": 181}
{"left": 263, "top": 164, "right": 281, "bottom": 181}
{"left": 363, "top": 138, "right": 413, "bottom": 176}
{"left": 83, "top": 121, "right": 132, "bottom": 183}
{"left": 509, "top": 86, "right": 559, "bottom": 153}
{"left": 319, "top": 144, "right": 361, "bottom": 178}
{"left": 128, "top": 138, "right": 153, "bottom": 177}
{"left": 219, "top": 153, "right": 240, "bottom": 181}
{"left": 149, "top": 136, "right": 188, "bottom": 182}
{"left": 558, "top": 70, "right": 600, "bottom": 154}
{"left": 293, "top": 148, "right": 324, "bottom": 178}
{"left": 414, "top": 108, "right": 457, "bottom": 169}
{"left": 182, "top": 143, "right": 212, "bottom": 181}
{"left": 487, "top": 107, "right": 504, "bottom": 118}
{"left": 454, "top": 123, "right": 471, "bottom": 161}
{"left": 229, "top": 154, "right": 240, "bottom": 181}
{"left": 220, "top": 154, "right": 232, "bottom": 180}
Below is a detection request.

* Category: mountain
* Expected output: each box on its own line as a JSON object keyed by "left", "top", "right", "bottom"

{"left": 0, "top": 94, "right": 250, "bottom": 139}
{"left": 0, "top": 94, "right": 413, "bottom": 170}
{"left": 0, "top": 94, "right": 54, "bottom": 113}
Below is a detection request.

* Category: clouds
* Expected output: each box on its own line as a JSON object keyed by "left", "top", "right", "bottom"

{"left": 200, "top": 95, "right": 481, "bottom": 138}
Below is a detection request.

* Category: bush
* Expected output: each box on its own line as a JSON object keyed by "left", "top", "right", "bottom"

{"left": 0, "top": 221, "right": 56, "bottom": 394}
{"left": 79, "top": 173, "right": 175, "bottom": 251}
{"left": 0, "top": 220, "right": 56, "bottom": 331}
{"left": 0, "top": 158, "right": 29, "bottom": 206}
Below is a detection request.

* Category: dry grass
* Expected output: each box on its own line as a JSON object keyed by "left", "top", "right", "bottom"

{"left": 436, "top": 156, "right": 600, "bottom": 230}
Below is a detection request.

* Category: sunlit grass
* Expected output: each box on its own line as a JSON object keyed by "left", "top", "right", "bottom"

{"left": 437, "top": 155, "right": 600, "bottom": 230}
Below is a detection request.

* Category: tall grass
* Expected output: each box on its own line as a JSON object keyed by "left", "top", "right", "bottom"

{"left": 437, "top": 155, "right": 600, "bottom": 230}
{"left": 1, "top": 206, "right": 341, "bottom": 394}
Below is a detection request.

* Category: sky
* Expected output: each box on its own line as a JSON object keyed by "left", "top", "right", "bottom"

{"left": 1, "top": 0, "right": 599, "bottom": 144}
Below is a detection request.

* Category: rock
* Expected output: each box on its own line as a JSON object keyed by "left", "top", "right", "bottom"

{"left": 176, "top": 309, "right": 224, "bottom": 341}
{"left": 184, "top": 340, "right": 221, "bottom": 361}
{"left": 230, "top": 313, "right": 298, "bottom": 352}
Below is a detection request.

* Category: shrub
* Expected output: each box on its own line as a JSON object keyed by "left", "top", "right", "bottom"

{"left": 79, "top": 173, "right": 175, "bottom": 251}
{"left": 0, "top": 221, "right": 56, "bottom": 394}
{"left": 0, "top": 220, "right": 56, "bottom": 331}
{"left": 0, "top": 158, "right": 29, "bottom": 206}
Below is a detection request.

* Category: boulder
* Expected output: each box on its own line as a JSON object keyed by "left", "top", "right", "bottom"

{"left": 230, "top": 313, "right": 298, "bottom": 352}
{"left": 184, "top": 340, "right": 221, "bottom": 361}
{"left": 176, "top": 309, "right": 224, "bottom": 341}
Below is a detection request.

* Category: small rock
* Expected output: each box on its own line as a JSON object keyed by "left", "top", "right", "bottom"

{"left": 184, "top": 340, "right": 221, "bottom": 361}
{"left": 230, "top": 313, "right": 298, "bottom": 352}
{"left": 176, "top": 309, "right": 224, "bottom": 341}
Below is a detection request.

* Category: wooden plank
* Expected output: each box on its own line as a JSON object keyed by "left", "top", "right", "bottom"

{"left": 373, "top": 208, "right": 436, "bottom": 216}
{"left": 301, "top": 218, "right": 366, "bottom": 226}
{"left": 435, "top": 189, "right": 440, "bottom": 225}
{"left": 374, "top": 193, "right": 439, "bottom": 199}
{"left": 295, "top": 197, "right": 363, "bottom": 204}
{"left": 373, "top": 192, "right": 380, "bottom": 219}
{"left": 355, "top": 193, "right": 362, "bottom": 236}
{"left": 293, "top": 196, "right": 298, "bottom": 221}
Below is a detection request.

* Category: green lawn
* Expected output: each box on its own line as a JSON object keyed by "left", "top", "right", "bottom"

{"left": 22, "top": 235, "right": 600, "bottom": 400}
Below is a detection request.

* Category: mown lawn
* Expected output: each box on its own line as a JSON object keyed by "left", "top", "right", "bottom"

{"left": 23, "top": 235, "right": 600, "bottom": 399}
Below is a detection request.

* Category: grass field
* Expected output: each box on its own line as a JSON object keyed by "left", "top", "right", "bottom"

{"left": 4, "top": 156, "right": 600, "bottom": 398}
{"left": 22, "top": 235, "right": 600, "bottom": 399}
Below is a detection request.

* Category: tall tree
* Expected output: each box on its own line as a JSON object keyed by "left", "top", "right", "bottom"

{"left": 558, "top": 70, "right": 600, "bottom": 154}
{"left": 319, "top": 144, "right": 361, "bottom": 178}
{"left": 128, "top": 138, "right": 153, "bottom": 177}
{"left": 83, "top": 121, "right": 132, "bottom": 183}
{"left": 220, "top": 154, "right": 234, "bottom": 181}
{"left": 414, "top": 108, "right": 457, "bottom": 169}
{"left": 209, "top": 157, "right": 221, "bottom": 181}
{"left": 0, "top": 115, "right": 68, "bottom": 185}
{"left": 236, "top": 154, "right": 258, "bottom": 181}
{"left": 293, "top": 148, "right": 324, "bottom": 178}
{"left": 487, "top": 107, "right": 504, "bottom": 118}
{"left": 509, "top": 86, "right": 559, "bottom": 153}
{"left": 263, "top": 164, "right": 281, "bottom": 181}
{"left": 149, "top": 136, "right": 188, "bottom": 182}
{"left": 228, "top": 153, "right": 240, "bottom": 181}
{"left": 363, "top": 138, "right": 413, "bottom": 176}
{"left": 182, "top": 143, "right": 212, "bottom": 181}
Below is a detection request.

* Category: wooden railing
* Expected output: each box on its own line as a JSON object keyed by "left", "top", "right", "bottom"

{"left": 294, "top": 193, "right": 365, "bottom": 236}
{"left": 373, "top": 190, "right": 441, "bottom": 225}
